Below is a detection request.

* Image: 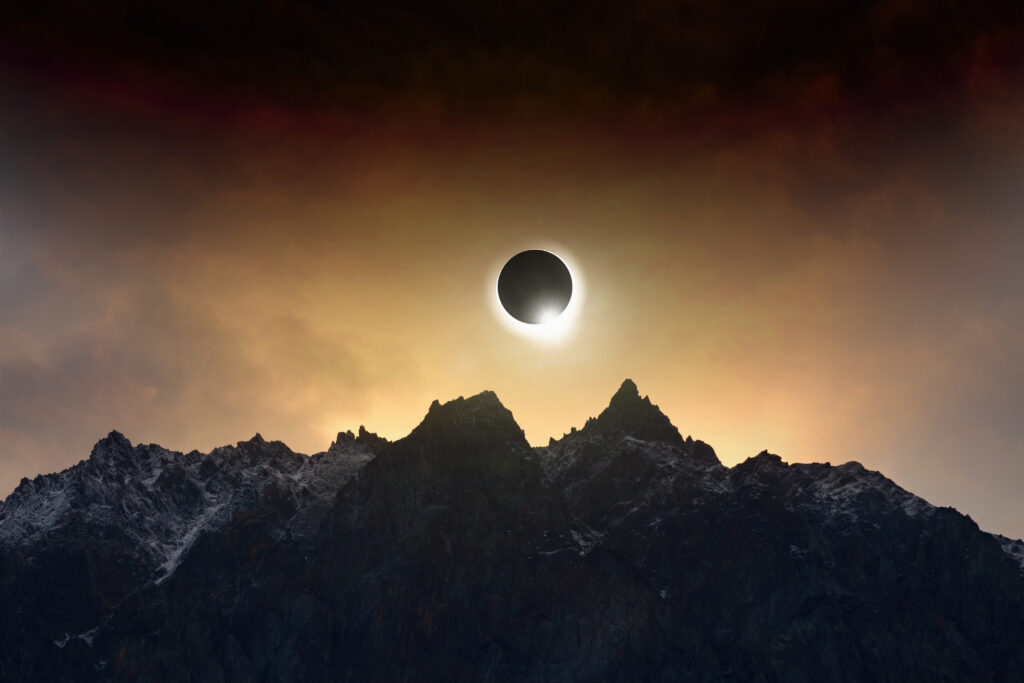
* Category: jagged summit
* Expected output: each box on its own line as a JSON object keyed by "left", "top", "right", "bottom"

{"left": 409, "top": 389, "right": 527, "bottom": 448}
{"left": 610, "top": 377, "right": 641, "bottom": 404}
{"left": 586, "top": 378, "right": 683, "bottom": 444}
{"left": 89, "top": 430, "right": 133, "bottom": 464}
{"left": 329, "top": 426, "right": 389, "bottom": 453}
{"left": 408, "top": 381, "right": 681, "bottom": 450}
{"left": 104, "top": 429, "right": 131, "bottom": 445}
{"left": 738, "top": 449, "right": 784, "bottom": 468}
{"left": 427, "top": 389, "right": 504, "bottom": 413}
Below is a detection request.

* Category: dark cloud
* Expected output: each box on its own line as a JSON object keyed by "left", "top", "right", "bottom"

{"left": 2, "top": 0, "right": 1021, "bottom": 124}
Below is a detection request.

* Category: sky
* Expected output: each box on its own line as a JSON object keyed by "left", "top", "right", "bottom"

{"left": 1, "top": 2, "right": 1022, "bottom": 537}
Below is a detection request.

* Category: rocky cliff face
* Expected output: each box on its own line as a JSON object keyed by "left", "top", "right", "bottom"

{"left": 2, "top": 381, "right": 1022, "bottom": 681}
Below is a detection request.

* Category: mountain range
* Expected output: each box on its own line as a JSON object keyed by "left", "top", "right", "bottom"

{"left": 2, "top": 379, "right": 1023, "bottom": 681}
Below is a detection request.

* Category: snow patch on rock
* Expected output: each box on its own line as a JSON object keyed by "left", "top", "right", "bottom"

{"left": 1, "top": 432, "right": 379, "bottom": 586}
{"left": 995, "top": 535, "right": 1024, "bottom": 573}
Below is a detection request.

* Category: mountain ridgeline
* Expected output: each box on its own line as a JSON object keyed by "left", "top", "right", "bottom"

{"left": 2, "top": 380, "right": 1023, "bottom": 681}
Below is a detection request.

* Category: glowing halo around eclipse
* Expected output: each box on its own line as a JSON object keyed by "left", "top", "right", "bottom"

{"left": 490, "top": 248, "right": 583, "bottom": 342}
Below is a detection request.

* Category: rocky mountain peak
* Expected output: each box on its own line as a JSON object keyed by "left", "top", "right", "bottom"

{"left": 329, "top": 426, "right": 389, "bottom": 454}
{"left": 331, "top": 429, "right": 357, "bottom": 446}
{"left": 587, "top": 379, "right": 682, "bottom": 444}
{"left": 609, "top": 377, "right": 641, "bottom": 405}
{"left": 750, "top": 449, "right": 782, "bottom": 464}
{"left": 730, "top": 450, "right": 788, "bottom": 485}
{"left": 356, "top": 425, "right": 387, "bottom": 449}
{"left": 88, "top": 430, "right": 134, "bottom": 466}
{"left": 409, "top": 390, "right": 527, "bottom": 449}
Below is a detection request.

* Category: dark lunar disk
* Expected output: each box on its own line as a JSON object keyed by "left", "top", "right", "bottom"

{"left": 497, "top": 250, "right": 573, "bottom": 324}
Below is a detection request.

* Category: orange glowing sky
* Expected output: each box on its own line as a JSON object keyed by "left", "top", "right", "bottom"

{"left": 1, "top": 2, "right": 1023, "bottom": 537}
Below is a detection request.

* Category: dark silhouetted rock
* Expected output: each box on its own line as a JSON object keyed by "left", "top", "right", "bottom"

{"left": 2, "top": 381, "right": 1022, "bottom": 681}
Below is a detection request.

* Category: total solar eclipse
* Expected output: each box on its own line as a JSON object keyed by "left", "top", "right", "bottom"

{"left": 497, "top": 250, "right": 573, "bottom": 324}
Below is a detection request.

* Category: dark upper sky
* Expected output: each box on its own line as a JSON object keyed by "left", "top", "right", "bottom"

{"left": 2, "top": 2, "right": 1023, "bottom": 536}
{"left": 4, "top": 1, "right": 1022, "bottom": 122}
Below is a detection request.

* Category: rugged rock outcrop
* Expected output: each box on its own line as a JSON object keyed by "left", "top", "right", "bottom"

{"left": 2, "top": 381, "right": 1022, "bottom": 681}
